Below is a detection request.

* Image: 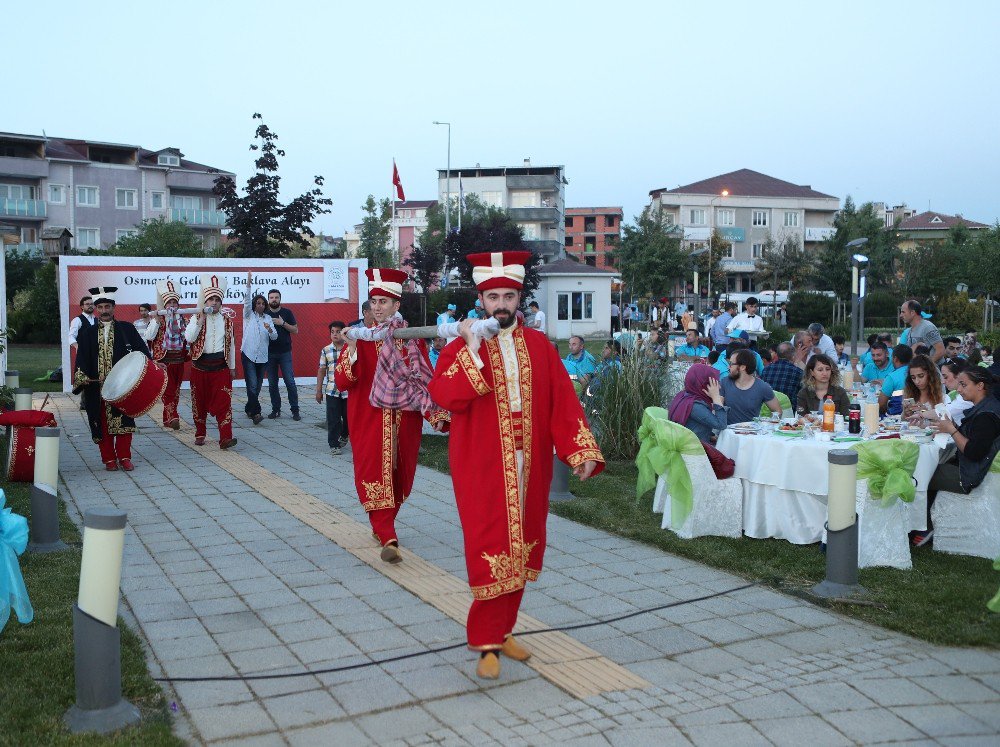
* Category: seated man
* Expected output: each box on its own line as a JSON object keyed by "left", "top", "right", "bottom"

{"left": 713, "top": 336, "right": 764, "bottom": 377}
{"left": 861, "top": 342, "right": 894, "bottom": 385}
{"left": 761, "top": 341, "right": 804, "bottom": 405}
{"left": 878, "top": 345, "right": 914, "bottom": 415}
{"left": 674, "top": 324, "right": 710, "bottom": 361}
{"left": 563, "top": 334, "right": 598, "bottom": 391}
{"left": 721, "top": 348, "right": 782, "bottom": 424}
{"left": 942, "top": 336, "right": 964, "bottom": 361}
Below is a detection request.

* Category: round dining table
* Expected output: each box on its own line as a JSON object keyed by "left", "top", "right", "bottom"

{"left": 716, "top": 428, "right": 948, "bottom": 545}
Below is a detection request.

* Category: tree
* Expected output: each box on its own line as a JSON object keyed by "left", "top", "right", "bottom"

{"left": 612, "top": 206, "right": 689, "bottom": 298}
{"left": 8, "top": 261, "right": 60, "bottom": 344}
{"left": 213, "top": 113, "right": 332, "bottom": 258}
{"left": 754, "top": 232, "right": 814, "bottom": 290}
{"left": 4, "top": 246, "right": 44, "bottom": 298}
{"left": 812, "top": 196, "right": 898, "bottom": 298}
{"left": 100, "top": 217, "right": 205, "bottom": 257}
{"left": 358, "top": 195, "right": 393, "bottom": 268}
{"left": 441, "top": 194, "right": 542, "bottom": 298}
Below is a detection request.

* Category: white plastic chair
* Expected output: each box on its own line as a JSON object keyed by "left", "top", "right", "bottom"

{"left": 655, "top": 452, "right": 742, "bottom": 539}
{"left": 931, "top": 471, "right": 1000, "bottom": 560}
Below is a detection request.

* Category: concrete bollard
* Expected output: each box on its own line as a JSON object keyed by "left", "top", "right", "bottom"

{"left": 14, "top": 387, "right": 32, "bottom": 411}
{"left": 28, "top": 428, "right": 68, "bottom": 553}
{"left": 64, "top": 508, "right": 140, "bottom": 734}
{"left": 549, "top": 454, "right": 574, "bottom": 503}
{"left": 4, "top": 370, "right": 20, "bottom": 389}
{"left": 812, "top": 450, "right": 867, "bottom": 600}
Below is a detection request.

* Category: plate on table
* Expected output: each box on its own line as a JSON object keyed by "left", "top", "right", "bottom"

{"left": 730, "top": 422, "right": 759, "bottom": 435}
{"left": 832, "top": 434, "right": 863, "bottom": 442}
{"left": 774, "top": 428, "right": 804, "bottom": 438}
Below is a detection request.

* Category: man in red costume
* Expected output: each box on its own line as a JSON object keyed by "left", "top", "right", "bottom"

{"left": 428, "top": 251, "right": 604, "bottom": 680}
{"left": 144, "top": 279, "right": 191, "bottom": 430}
{"left": 184, "top": 274, "right": 237, "bottom": 449}
{"left": 335, "top": 267, "right": 448, "bottom": 564}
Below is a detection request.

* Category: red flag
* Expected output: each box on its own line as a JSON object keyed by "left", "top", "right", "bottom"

{"left": 392, "top": 160, "right": 405, "bottom": 201}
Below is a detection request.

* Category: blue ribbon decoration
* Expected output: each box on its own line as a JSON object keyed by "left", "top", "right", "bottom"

{"left": 1, "top": 489, "right": 34, "bottom": 633}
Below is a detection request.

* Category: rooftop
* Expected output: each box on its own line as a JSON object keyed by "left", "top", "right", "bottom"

{"left": 538, "top": 257, "right": 616, "bottom": 276}
{"left": 896, "top": 210, "right": 989, "bottom": 231}
{"left": 651, "top": 168, "right": 836, "bottom": 200}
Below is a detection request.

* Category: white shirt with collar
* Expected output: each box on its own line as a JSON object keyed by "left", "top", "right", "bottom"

{"left": 727, "top": 312, "right": 765, "bottom": 334}
{"left": 69, "top": 312, "right": 95, "bottom": 346}
{"left": 185, "top": 310, "right": 236, "bottom": 367}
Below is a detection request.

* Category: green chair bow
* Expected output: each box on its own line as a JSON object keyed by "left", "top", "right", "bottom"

{"left": 760, "top": 391, "right": 791, "bottom": 417}
{"left": 636, "top": 406, "right": 705, "bottom": 527}
{"left": 851, "top": 439, "right": 920, "bottom": 507}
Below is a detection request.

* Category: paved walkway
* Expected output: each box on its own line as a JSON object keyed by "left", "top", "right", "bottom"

{"left": 49, "top": 391, "right": 1000, "bottom": 745}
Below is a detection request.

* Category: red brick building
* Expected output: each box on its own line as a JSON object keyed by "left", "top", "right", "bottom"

{"left": 564, "top": 207, "right": 622, "bottom": 269}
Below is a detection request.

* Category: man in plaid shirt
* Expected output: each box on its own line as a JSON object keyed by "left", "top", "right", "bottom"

{"left": 315, "top": 321, "right": 349, "bottom": 455}
{"left": 761, "top": 341, "right": 804, "bottom": 405}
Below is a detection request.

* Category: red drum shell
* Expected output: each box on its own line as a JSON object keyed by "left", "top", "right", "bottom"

{"left": 101, "top": 351, "right": 168, "bottom": 418}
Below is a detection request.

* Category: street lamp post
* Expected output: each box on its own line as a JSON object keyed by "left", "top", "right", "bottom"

{"left": 432, "top": 121, "right": 451, "bottom": 235}
{"left": 847, "top": 237, "right": 869, "bottom": 358}
{"left": 706, "top": 190, "right": 728, "bottom": 309}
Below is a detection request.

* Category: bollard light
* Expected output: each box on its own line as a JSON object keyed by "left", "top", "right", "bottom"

{"left": 5, "top": 370, "right": 20, "bottom": 389}
{"left": 14, "top": 387, "right": 32, "bottom": 411}
{"left": 64, "top": 508, "right": 140, "bottom": 734}
{"left": 33, "top": 426, "right": 60, "bottom": 493}
{"left": 27, "top": 484, "right": 69, "bottom": 553}
{"left": 813, "top": 450, "right": 867, "bottom": 600}
{"left": 549, "top": 454, "right": 574, "bottom": 503}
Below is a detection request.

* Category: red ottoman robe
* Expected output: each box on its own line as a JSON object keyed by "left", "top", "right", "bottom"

{"left": 428, "top": 325, "right": 605, "bottom": 602}
{"left": 335, "top": 337, "right": 448, "bottom": 515}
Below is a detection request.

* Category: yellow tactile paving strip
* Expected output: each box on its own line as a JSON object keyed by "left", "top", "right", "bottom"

{"left": 157, "top": 418, "right": 649, "bottom": 698}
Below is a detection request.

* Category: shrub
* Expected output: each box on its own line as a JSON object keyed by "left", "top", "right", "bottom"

{"left": 936, "top": 293, "right": 985, "bottom": 331}
{"left": 8, "top": 262, "right": 61, "bottom": 344}
{"left": 787, "top": 291, "right": 835, "bottom": 327}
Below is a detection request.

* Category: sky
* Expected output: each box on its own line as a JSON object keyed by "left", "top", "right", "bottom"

{"left": 6, "top": 0, "right": 999, "bottom": 235}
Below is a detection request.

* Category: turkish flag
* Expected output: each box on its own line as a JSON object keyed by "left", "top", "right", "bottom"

{"left": 392, "top": 160, "right": 405, "bottom": 201}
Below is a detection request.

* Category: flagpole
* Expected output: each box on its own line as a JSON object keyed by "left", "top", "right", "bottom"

{"left": 391, "top": 158, "right": 397, "bottom": 266}
{"left": 458, "top": 177, "right": 462, "bottom": 231}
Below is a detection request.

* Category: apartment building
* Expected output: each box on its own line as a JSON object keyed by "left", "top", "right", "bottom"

{"left": 893, "top": 210, "right": 988, "bottom": 251}
{"left": 436, "top": 162, "right": 567, "bottom": 261}
{"left": 0, "top": 131, "right": 233, "bottom": 253}
{"left": 393, "top": 199, "right": 436, "bottom": 268}
{"left": 564, "top": 207, "right": 622, "bottom": 269}
{"left": 649, "top": 169, "right": 840, "bottom": 293}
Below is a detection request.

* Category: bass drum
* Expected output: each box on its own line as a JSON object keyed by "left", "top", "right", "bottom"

{"left": 101, "top": 351, "right": 167, "bottom": 418}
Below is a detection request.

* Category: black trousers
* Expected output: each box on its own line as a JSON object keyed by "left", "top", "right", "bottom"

{"left": 325, "top": 394, "right": 348, "bottom": 447}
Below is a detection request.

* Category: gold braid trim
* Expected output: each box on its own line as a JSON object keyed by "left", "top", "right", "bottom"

{"left": 457, "top": 346, "right": 491, "bottom": 396}
{"left": 566, "top": 449, "right": 605, "bottom": 468}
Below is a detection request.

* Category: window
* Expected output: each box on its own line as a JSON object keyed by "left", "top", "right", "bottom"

{"left": 564, "top": 216, "right": 573, "bottom": 228}
{"left": 116, "top": 229, "right": 138, "bottom": 241}
{"left": 604, "top": 214, "right": 616, "bottom": 228}
{"left": 752, "top": 210, "right": 768, "bottom": 227}
{"left": 77, "top": 228, "right": 100, "bottom": 250}
{"left": 115, "top": 189, "right": 137, "bottom": 209}
{"left": 150, "top": 191, "right": 165, "bottom": 209}
{"left": 48, "top": 184, "right": 66, "bottom": 204}
{"left": 689, "top": 208, "right": 706, "bottom": 225}
{"left": 76, "top": 186, "right": 99, "bottom": 207}
{"left": 662, "top": 212, "right": 675, "bottom": 225}
{"left": 564, "top": 236, "right": 574, "bottom": 247}
{"left": 784, "top": 211, "right": 799, "bottom": 227}
{"left": 716, "top": 209, "right": 735, "bottom": 227}
{"left": 171, "top": 195, "right": 201, "bottom": 210}
{"left": 157, "top": 154, "right": 180, "bottom": 166}
{"left": 479, "top": 191, "right": 502, "bottom": 208}
{"left": 724, "top": 243, "right": 735, "bottom": 258}
{"left": 0, "top": 184, "right": 36, "bottom": 199}
{"left": 519, "top": 222, "right": 539, "bottom": 239}
{"left": 752, "top": 242, "right": 765, "bottom": 258}
{"left": 510, "top": 191, "right": 539, "bottom": 208}
{"left": 555, "top": 292, "right": 594, "bottom": 321}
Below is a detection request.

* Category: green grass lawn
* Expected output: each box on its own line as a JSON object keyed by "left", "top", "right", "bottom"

{"left": 0, "top": 456, "right": 182, "bottom": 744}
{"left": 6, "top": 344, "right": 63, "bottom": 393}
{"left": 418, "top": 436, "right": 1000, "bottom": 649}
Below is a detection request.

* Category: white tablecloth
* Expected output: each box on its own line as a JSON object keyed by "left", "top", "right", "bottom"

{"left": 717, "top": 430, "right": 947, "bottom": 544}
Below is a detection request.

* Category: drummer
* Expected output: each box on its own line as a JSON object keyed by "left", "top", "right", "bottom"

{"left": 71, "top": 286, "right": 151, "bottom": 471}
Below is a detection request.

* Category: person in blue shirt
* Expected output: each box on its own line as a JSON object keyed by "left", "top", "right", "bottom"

{"left": 710, "top": 301, "right": 737, "bottom": 351}
{"left": 467, "top": 299, "right": 483, "bottom": 319}
{"left": 563, "top": 334, "right": 598, "bottom": 387}
{"left": 436, "top": 303, "right": 457, "bottom": 326}
{"left": 832, "top": 335, "right": 850, "bottom": 367}
{"left": 878, "top": 345, "right": 914, "bottom": 414}
{"left": 675, "top": 325, "right": 710, "bottom": 361}
{"left": 713, "top": 338, "right": 764, "bottom": 377}
{"left": 428, "top": 336, "right": 446, "bottom": 369}
{"left": 861, "top": 342, "right": 895, "bottom": 384}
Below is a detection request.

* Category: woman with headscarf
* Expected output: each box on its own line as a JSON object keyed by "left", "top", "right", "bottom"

{"left": 669, "top": 363, "right": 729, "bottom": 442}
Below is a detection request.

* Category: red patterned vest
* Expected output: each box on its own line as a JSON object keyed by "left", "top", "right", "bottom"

{"left": 190, "top": 314, "right": 234, "bottom": 365}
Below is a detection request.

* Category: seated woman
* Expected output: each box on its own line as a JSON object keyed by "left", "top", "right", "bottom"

{"left": 940, "top": 358, "right": 974, "bottom": 426}
{"left": 668, "top": 363, "right": 729, "bottom": 443}
{"left": 919, "top": 367, "right": 1000, "bottom": 545}
{"left": 903, "top": 354, "right": 946, "bottom": 419}
{"left": 797, "top": 353, "right": 851, "bottom": 417}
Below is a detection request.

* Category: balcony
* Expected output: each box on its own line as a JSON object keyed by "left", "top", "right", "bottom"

{"left": 524, "top": 239, "right": 563, "bottom": 257}
{"left": 0, "top": 156, "right": 48, "bottom": 179}
{"left": 5, "top": 242, "right": 43, "bottom": 256}
{"left": 171, "top": 208, "right": 227, "bottom": 227}
{"left": 506, "top": 174, "right": 560, "bottom": 190}
{"left": 0, "top": 198, "right": 46, "bottom": 219}
{"left": 508, "top": 206, "right": 560, "bottom": 224}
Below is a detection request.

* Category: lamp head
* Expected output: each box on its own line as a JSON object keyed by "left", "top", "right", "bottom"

{"left": 846, "top": 237, "right": 869, "bottom": 249}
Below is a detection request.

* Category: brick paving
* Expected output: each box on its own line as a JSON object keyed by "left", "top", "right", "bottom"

{"left": 47, "top": 390, "right": 1000, "bottom": 745}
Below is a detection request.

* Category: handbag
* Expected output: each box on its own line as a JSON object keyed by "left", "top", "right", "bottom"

{"left": 700, "top": 440, "right": 735, "bottom": 479}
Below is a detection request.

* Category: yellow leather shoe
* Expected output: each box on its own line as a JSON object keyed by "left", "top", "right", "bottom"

{"left": 476, "top": 652, "right": 501, "bottom": 679}
{"left": 501, "top": 635, "right": 531, "bottom": 662}
{"left": 380, "top": 542, "right": 402, "bottom": 564}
